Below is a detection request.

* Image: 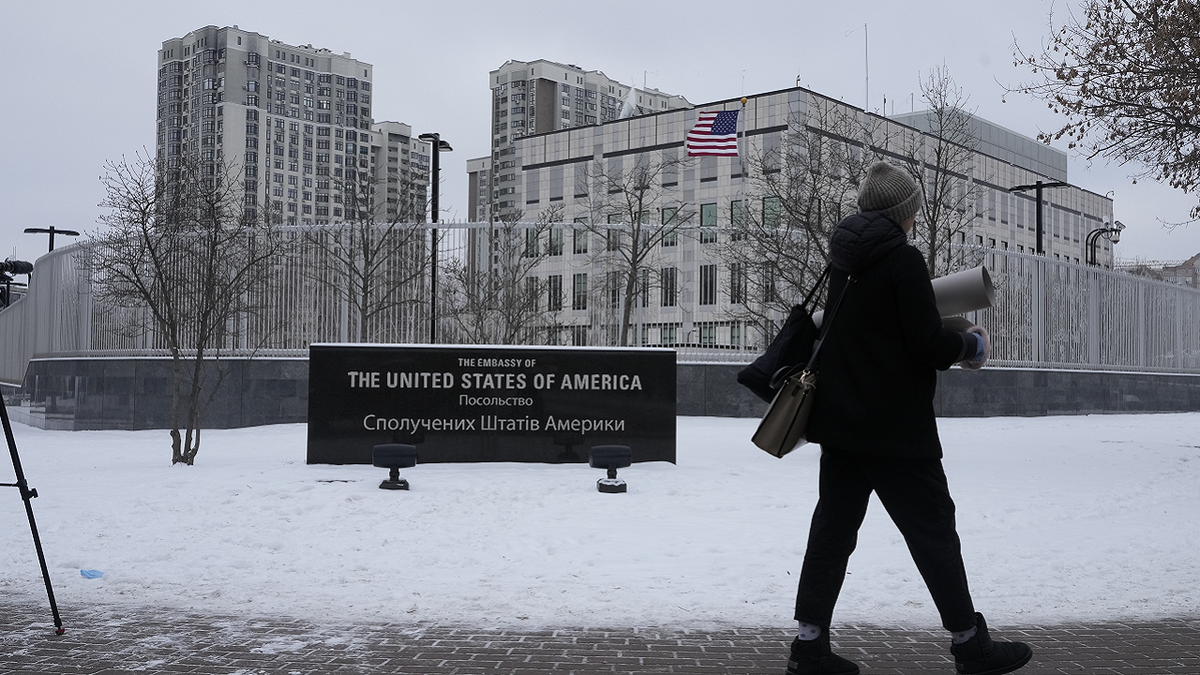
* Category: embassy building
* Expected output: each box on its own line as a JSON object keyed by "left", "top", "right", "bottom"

{"left": 484, "top": 85, "right": 1116, "bottom": 351}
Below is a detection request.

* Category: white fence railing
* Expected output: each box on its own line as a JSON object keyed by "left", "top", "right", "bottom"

{"left": 3, "top": 238, "right": 1200, "bottom": 386}
{"left": 967, "top": 249, "right": 1200, "bottom": 372}
{"left": 684, "top": 250, "right": 1200, "bottom": 372}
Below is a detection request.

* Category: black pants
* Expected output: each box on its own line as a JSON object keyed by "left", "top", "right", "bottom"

{"left": 793, "top": 448, "right": 977, "bottom": 632}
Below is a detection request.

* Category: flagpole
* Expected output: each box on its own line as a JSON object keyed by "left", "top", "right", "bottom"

{"left": 738, "top": 96, "right": 748, "bottom": 354}
{"left": 737, "top": 97, "right": 748, "bottom": 235}
{"left": 738, "top": 96, "right": 748, "bottom": 187}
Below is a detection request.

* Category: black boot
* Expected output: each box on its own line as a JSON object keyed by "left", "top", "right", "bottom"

{"left": 950, "top": 613, "right": 1032, "bottom": 675}
{"left": 785, "top": 630, "right": 860, "bottom": 675}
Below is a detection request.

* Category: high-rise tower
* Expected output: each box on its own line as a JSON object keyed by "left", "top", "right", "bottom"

{"left": 469, "top": 59, "right": 692, "bottom": 223}
{"left": 156, "top": 26, "right": 402, "bottom": 226}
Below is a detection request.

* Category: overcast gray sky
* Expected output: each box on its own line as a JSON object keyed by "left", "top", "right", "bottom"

{"left": 3, "top": 0, "right": 1197, "bottom": 266}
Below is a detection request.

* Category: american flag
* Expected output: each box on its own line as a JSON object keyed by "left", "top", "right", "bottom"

{"left": 686, "top": 110, "right": 740, "bottom": 157}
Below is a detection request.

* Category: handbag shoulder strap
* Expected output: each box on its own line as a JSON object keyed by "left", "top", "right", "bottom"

{"left": 802, "top": 272, "right": 854, "bottom": 371}
{"left": 799, "top": 264, "right": 831, "bottom": 312}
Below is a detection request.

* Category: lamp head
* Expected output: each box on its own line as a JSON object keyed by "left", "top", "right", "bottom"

{"left": 418, "top": 133, "right": 452, "bottom": 152}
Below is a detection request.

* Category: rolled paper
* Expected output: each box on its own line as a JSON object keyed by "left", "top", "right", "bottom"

{"left": 813, "top": 265, "right": 994, "bottom": 328}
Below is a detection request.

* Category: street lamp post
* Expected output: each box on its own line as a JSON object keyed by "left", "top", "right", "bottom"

{"left": 1008, "top": 180, "right": 1068, "bottom": 255}
{"left": 23, "top": 226, "right": 80, "bottom": 253}
{"left": 1086, "top": 220, "right": 1125, "bottom": 267}
{"left": 418, "top": 132, "right": 452, "bottom": 343}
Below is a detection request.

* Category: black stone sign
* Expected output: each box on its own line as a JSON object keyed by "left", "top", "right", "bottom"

{"left": 306, "top": 344, "right": 676, "bottom": 465}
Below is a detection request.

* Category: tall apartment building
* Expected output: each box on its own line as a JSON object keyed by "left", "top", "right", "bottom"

{"left": 156, "top": 26, "right": 427, "bottom": 227}
{"left": 466, "top": 156, "right": 491, "bottom": 224}
{"left": 371, "top": 121, "right": 430, "bottom": 222}
{"left": 464, "top": 59, "right": 693, "bottom": 280}
{"left": 469, "top": 59, "right": 693, "bottom": 223}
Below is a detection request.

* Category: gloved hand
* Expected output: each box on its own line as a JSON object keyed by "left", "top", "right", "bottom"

{"left": 960, "top": 325, "right": 990, "bottom": 371}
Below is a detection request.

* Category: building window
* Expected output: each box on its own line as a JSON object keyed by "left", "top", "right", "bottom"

{"left": 606, "top": 214, "right": 622, "bottom": 251}
{"left": 572, "top": 273, "right": 588, "bottom": 310}
{"left": 730, "top": 199, "right": 748, "bottom": 241}
{"left": 699, "top": 264, "right": 717, "bottom": 305}
{"left": 548, "top": 228, "right": 563, "bottom": 256}
{"left": 661, "top": 267, "right": 677, "bottom": 307}
{"left": 729, "top": 263, "right": 746, "bottom": 305}
{"left": 762, "top": 263, "right": 778, "bottom": 302}
{"left": 524, "top": 229, "right": 539, "bottom": 257}
{"left": 763, "top": 196, "right": 782, "bottom": 229}
{"left": 661, "top": 325, "right": 677, "bottom": 346}
{"left": 524, "top": 277, "right": 540, "bottom": 313}
{"left": 573, "top": 227, "right": 588, "bottom": 254}
{"left": 570, "top": 325, "right": 588, "bottom": 346}
{"left": 700, "top": 203, "right": 717, "bottom": 244}
{"left": 607, "top": 270, "right": 621, "bottom": 309}
{"left": 547, "top": 275, "right": 563, "bottom": 311}
{"left": 662, "top": 207, "right": 678, "bottom": 247}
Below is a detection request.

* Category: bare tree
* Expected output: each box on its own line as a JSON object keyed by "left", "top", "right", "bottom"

{"left": 1012, "top": 0, "right": 1200, "bottom": 221}
{"left": 898, "top": 67, "right": 986, "bottom": 276}
{"left": 90, "top": 153, "right": 284, "bottom": 465}
{"left": 577, "top": 152, "right": 696, "bottom": 346}
{"left": 718, "top": 95, "right": 889, "bottom": 342}
{"left": 298, "top": 169, "right": 428, "bottom": 342}
{"left": 440, "top": 204, "right": 564, "bottom": 344}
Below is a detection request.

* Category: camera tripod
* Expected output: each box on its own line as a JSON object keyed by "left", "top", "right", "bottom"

{"left": 1, "top": 393, "right": 65, "bottom": 635}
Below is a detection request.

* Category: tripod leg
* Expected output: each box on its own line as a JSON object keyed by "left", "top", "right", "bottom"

{"left": 1, "top": 397, "right": 65, "bottom": 635}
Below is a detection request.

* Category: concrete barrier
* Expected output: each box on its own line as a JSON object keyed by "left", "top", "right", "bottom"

{"left": 8, "top": 358, "right": 1200, "bottom": 430}
{"left": 677, "top": 362, "right": 1200, "bottom": 418}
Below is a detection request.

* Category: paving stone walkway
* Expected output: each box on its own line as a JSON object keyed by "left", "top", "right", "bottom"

{"left": 2, "top": 601, "right": 1198, "bottom": 674}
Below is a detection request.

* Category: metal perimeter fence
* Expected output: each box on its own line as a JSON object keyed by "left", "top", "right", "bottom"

{"left": 680, "top": 247, "right": 1200, "bottom": 372}
{"left": 2, "top": 232, "right": 1199, "bottom": 386}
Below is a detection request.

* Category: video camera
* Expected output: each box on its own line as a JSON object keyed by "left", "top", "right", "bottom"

{"left": 0, "top": 260, "right": 32, "bottom": 308}
{"left": 0, "top": 260, "right": 34, "bottom": 275}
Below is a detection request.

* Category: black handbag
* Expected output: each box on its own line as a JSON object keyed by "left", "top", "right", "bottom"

{"left": 749, "top": 273, "right": 852, "bottom": 458}
{"left": 737, "top": 266, "right": 831, "bottom": 403}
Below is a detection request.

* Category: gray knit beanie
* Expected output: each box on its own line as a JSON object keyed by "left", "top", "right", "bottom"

{"left": 857, "top": 162, "right": 922, "bottom": 225}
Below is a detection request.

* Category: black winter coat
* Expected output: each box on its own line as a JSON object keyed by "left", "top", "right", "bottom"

{"left": 805, "top": 211, "right": 971, "bottom": 459}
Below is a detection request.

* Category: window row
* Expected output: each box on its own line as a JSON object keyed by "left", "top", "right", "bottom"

{"left": 527, "top": 264, "right": 727, "bottom": 312}
{"left": 536, "top": 321, "right": 745, "bottom": 348}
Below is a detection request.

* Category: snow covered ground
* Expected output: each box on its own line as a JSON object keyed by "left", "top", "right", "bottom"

{"left": 2, "top": 414, "right": 1197, "bottom": 630}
